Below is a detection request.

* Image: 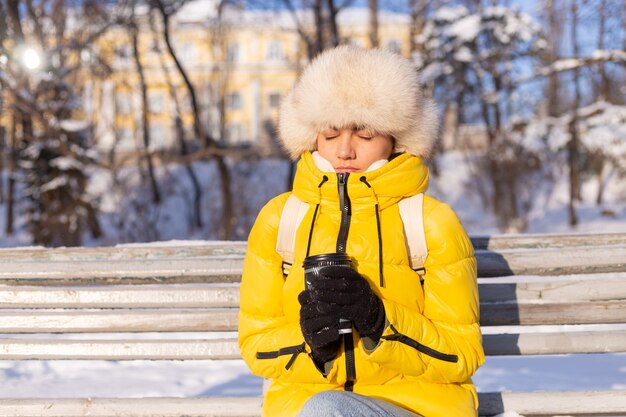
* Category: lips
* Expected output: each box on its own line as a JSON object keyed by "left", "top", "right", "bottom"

{"left": 335, "top": 167, "right": 358, "bottom": 172}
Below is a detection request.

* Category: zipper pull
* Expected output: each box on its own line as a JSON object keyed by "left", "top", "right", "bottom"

{"left": 285, "top": 343, "right": 305, "bottom": 370}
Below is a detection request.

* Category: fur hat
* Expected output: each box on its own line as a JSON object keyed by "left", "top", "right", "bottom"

{"left": 278, "top": 45, "right": 438, "bottom": 160}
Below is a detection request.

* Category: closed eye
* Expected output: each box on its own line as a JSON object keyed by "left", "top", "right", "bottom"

{"left": 322, "top": 128, "right": 340, "bottom": 139}
{"left": 356, "top": 130, "right": 374, "bottom": 140}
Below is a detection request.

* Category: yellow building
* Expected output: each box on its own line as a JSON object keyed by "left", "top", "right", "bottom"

{"left": 86, "top": 2, "right": 415, "bottom": 157}
{"left": 2, "top": 2, "right": 415, "bottom": 158}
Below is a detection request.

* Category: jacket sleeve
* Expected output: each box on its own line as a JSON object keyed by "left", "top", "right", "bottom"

{"left": 363, "top": 199, "right": 485, "bottom": 383}
{"left": 237, "top": 193, "right": 332, "bottom": 384}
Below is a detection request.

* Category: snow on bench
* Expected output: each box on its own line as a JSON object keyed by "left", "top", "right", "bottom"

{"left": 0, "top": 233, "right": 625, "bottom": 416}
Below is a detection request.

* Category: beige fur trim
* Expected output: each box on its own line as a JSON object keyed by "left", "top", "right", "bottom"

{"left": 278, "top": 46, "right": 438, "bottom": 160}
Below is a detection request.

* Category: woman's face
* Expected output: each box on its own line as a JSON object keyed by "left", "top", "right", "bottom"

{"left": 316, "top": 126, "right": 394, "bottom": 173}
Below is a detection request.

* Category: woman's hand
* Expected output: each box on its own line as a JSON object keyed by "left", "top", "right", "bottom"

{"left": 298, "top": 290, "right": 342, "bottom": 364}
{"left": 310, "top": 266, "right": 386, "bottom": 343}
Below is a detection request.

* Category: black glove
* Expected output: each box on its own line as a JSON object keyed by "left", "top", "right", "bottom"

{"left": 298, "top": 290, "right": 342, "bottom": 365}
{"left": 311, "top": 265, "right": 385, "bottom": 343}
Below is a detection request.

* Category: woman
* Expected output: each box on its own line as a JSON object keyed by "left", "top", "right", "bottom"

{"left": 238, "top": 46, "right": 484, "bottom": 417}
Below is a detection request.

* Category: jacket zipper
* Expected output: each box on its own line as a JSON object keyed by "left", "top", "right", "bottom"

{"left": 382, "top": 324, "right": 459, "bottom": 363}
{"left": 336, "top": 173, "right": 351, "bottom": 253}
{"left": 336, "top": 172, "right": 356, "bottom": 391}
{"left": 256, "top": 343, "right": 306, "bottom": 370}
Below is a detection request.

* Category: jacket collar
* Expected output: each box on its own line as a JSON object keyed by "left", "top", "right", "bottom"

{"left": 292, "top": 151, "right": 429, "bottom": 211}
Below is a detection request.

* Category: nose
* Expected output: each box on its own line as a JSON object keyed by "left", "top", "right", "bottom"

{"left": 336, "top": 131, "right": 355, "bottom": 159}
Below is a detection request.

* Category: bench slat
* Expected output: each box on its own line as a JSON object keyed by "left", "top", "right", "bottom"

{"left": 3, "top": 276, "right": 626, "bottom": 308}
{"left": 484, "top": 330, "right": 626, "bottom": 355}
{"left": 0, "top": 258, "right": 244, "bottom": 284}
{"left": 0, "top": 245, "right": 624, "bottom": 284}
{"left": 0, "top": 309, "right": 238, "bottom": 333}
{"left": 0, "top": 232, "right": 623, "bottom": 260}
{"left": 478, "top": 390, "right": 626, "bottom": 416}
{"left": 0, "top": 397, "right": 262, "bottom": 417}
{"left": 476, "top": 245, "right": 626, "bottom": 277}
{"left": 0, "top": 244, "right": 248, "bottom": 261}
{"left": 479, "top": 278, "right": 626, "bottom": 302}
{"left": 471, "top": 232, "right": 626, "bottom": 250}
{"left": 1, "top": 391, "right": 625, "bottom": 417}
{"left": 2, "top": 300, "right": 625, "bottom": 333}
{"left": 2, "top": 331, "right": 625, "bottom": 359}
{"left": 0, "top": 339, "right": 239, "bottom": 360}
{"left": 0, "top": 285, "right": 240, "bottom": 308}
{"left": 480, "top": 300, "right": 626, "bottom": 326}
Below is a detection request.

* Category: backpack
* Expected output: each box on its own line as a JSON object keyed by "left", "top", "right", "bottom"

{"left": 276, "top": 193, "right": 428, "bottom": 280}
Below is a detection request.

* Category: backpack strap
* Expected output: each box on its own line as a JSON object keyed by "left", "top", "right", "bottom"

{"left": 398, "top": 193, "right": 428, "bottom": 280}
{"left": 276, "top": 192, "right": 427, "bottom": 280}
{"left": 276, "top": 194, "right": 309, "bottom": 276}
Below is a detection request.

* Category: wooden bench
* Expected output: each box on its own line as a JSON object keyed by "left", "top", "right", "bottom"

{"left": 1, "top": 233, "right": 625, "bottom": 416}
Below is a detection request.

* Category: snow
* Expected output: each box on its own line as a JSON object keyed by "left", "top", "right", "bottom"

{"left": 59, "top": 119, "right": 91, "bottom": 132}
{"left": 175, "top": 0, "right": 220, "bottom": 22}
{"left": 434, "top": 6, "right": 468, "bottom": 23}
{"left": 40, "top": 176, "right": 69, "bottom": 193}
{"left": 50, "top": 156, "right": 84, "bottom": 171}
{"left": 552, "top": 58, "right": 581, "bottom": 72}
{"left": 448, "top": 14, "right": 481, "bottom": 42}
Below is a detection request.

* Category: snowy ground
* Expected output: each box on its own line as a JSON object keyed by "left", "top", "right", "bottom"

{"left": 1, "top": 345, "right": 625, "bottom": 399}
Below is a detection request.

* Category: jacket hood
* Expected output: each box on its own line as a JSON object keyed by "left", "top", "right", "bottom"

{"left": 279, "top": 46, "right": 439, "bottom": 160}
{"left": 292, "top": 152, "right": 429, "bottom": 211}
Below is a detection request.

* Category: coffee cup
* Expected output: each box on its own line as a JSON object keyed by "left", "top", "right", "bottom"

{"left": 303, "top": 253, "right": 353, "bottom": 335}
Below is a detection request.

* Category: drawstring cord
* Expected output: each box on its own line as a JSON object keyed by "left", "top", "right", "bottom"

{"left": 305, "top": 175, "right": 328, "bottom": 257}
{"left": 360, "top": 176, "right": 384, "bottom": 288}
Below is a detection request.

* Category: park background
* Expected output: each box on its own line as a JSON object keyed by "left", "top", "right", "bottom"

{"left": 0, "top": 0, "right": 625, "bottom": 414}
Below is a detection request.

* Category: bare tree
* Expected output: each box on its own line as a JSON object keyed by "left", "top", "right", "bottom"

{"left": 151, "top": 0, "right": 234, "bottom": 239}
{"left": 129, "top": 7, "right": 162, "bottom": 204}
{"left": 278, "top": 0, "right": 350, "bottom": 58}
{"left": 326, "top": 0, "right": 340, "bottom": 47}
{"left": 4, "top": 0, "right": 30, "bottom": 236}
{"left": 544, "top": 0, "right": 562, "bottom": 117}
{"left": 0, "top": 0, "right": 112, "bottom": 245}
{"left": 592, "top": 0, "right": 609, "bottom": 206}
{"left": 148, "top": 10, "right": 203, "bottom": 228}
{"left": 567, "top": 0, "right": 581, "bottom": 226}
{"left": 597, "top": 0, "right": 610, "bottom": 100}
{"left": 369, "top": 0, "right": 379, "bottom": 47}
{"left": 408, "top": 0, "right": 428, "bottom": 54}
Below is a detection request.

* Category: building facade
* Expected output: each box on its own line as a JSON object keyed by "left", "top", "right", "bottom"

{"left": 88, "top": 4, "right": 414, "bottom": 156}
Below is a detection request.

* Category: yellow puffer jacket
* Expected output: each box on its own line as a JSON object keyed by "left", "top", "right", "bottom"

{"left": 238, "top": 152, "right": 484, "bottom": 417}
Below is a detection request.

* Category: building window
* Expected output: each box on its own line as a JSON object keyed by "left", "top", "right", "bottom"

{"left": 268, "top": 92, "right": 281, "bottom": 109}
{"left": 115, "top": 92, "right": 131, "bottom": 115}
{"left": 266, "top": 41, "right": 283, "bottom": 61}
{"left": 180, "top": 43, "right": 197, "bottom": 65}
{"left": 148, "top": 90, "right": 165, "bottom": 114}
{"left": 227, "top": 43, "right": 240, "bottom": 63}
{"left": 180, "top": 92, "right": 192, "bottom": 113}
{"left": 82, "top": 84, "right": 94, "bottom": 115}
{"left": 149, "top": 122, "right": 167, "bottom": 149}
{"left": 385, "top": 39, "right": 402, "bottom": 55}
{"left": 226, "top": 123, "right": 246, "bottom": 144}
{"left": 226, "top": 92, "right": 243, "bottom": 110}
{"left": 113, "top": 44, "right": 132, "bottom": 69}
{"left": 116, "top": 127, "right": 134, "bottom": 150}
